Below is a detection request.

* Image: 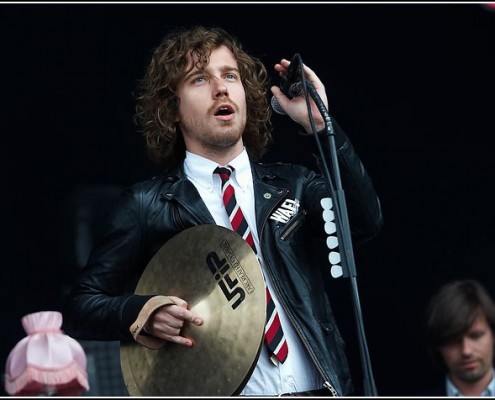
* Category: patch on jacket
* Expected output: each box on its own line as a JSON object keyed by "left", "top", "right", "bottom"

{"left": 269, "top": 199, "right": 300, "bottom": 223}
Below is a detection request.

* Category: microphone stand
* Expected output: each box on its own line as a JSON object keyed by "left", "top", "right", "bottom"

{"left": 301, "top": 70, "right": 378, "bottom": 396}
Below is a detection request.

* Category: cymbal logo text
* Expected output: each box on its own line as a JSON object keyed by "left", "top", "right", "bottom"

{"left": 206, "top": 250, "right": 246, "bottom": 310}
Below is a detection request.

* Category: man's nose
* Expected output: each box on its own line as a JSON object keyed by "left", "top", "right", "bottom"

{"left": 212, "top": 77, "right": 228, "bottom": 97}
{"left": 461, "top": 337, "right": 474, "bottom": 355}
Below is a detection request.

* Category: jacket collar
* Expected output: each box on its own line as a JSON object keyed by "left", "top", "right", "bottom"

{"left": 159, "top": 164, "right": 215, "bottom": 225}
{"left": 158, "top": 162, "right": 289, "bottom": 227}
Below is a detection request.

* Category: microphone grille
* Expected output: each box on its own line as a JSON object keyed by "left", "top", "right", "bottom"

{"left": 270, "top": 96, "right": 286, "bottom": 115}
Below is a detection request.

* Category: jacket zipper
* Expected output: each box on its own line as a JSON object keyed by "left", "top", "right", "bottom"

{"left": 279, "top": 209, "right": 307, "bottom": 241}
{"left": 259, "top": 204, "right": 339, "bottom": 396}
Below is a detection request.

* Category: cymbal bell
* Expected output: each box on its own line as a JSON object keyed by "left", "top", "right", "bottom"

{"left": 120, "top": 224, "right": 266, "bottom": 396}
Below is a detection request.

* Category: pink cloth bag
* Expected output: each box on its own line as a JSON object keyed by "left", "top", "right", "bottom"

{"left": 4, "top": 311, "right": 89, "bottom": 396}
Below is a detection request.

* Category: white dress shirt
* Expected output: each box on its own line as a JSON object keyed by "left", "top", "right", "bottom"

{"left": 184, "top": 149, "right": 324, "bottom": 395}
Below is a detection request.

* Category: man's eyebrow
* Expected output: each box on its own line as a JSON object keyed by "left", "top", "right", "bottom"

{"left": 219, "top": 65, "right": 239, "bottom": 73}
{"left": 183, "top": 68, "right": 204, "bottom": 82}
{"left": 184, "top": 64, "right": 239, "bottom": 80}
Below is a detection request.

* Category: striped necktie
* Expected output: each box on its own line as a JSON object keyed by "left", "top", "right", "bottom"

{"left": 214, "top": 166, "right": 288, "bottom": 364}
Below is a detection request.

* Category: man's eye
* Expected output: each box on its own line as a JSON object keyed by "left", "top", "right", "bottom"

{"left": 193, "top": 76, "right": 207, "bottom": 84}
{"left": 469, "top": 331, "right": 484, "bottom": 340}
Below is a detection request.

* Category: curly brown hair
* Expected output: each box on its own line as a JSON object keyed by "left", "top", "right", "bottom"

{"left": 134, "top": 25, "right": 273, "bottom": 169}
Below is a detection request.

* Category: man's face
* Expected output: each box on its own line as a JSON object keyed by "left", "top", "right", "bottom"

{"left": 439, "top": 313, "right": 494, "bottom": 384}
{"left": 174, "top": 45, "right": 247, "bottom": 158}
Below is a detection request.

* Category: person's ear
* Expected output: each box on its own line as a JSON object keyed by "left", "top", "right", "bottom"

{"left": 172, "top": 98, "right": 180, "bottom": 122}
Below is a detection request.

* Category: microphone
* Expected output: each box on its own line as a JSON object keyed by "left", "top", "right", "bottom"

{"left": 280, "top": 81, "right": 303, "bottom": 98}
{"left": 271, "top": 53, "right": 303, "bottom": 115}
{"left": 271, "top": 82, "right": 303, "bottom": 115}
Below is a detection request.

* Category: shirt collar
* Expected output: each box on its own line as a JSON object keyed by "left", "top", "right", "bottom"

{"left": 183, "top": 148, "right": 251, "bottom": 190}
{"left": 446, "top": 369, "right": 495, "bottom": 396}
{"left": 486, "top": 371, "right": 495, "bottom": 396}
{"left": 224, "top": 150, "right": 251, "bottom": 190}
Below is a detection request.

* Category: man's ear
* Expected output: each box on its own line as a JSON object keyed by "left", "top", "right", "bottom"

{"left": 172, "top": 98, "right": 180, "bottom": 122}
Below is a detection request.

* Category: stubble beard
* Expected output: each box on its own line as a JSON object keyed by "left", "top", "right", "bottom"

{"left": 202, "top": 121, "right": 244, "bottom": 153}
{"left": 454, "top": 360, "right": 488, "bottom": 383}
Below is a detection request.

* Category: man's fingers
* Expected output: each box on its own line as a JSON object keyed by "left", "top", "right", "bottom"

{"left": 167, "top": 295, "right": 189, "bottom": 308}
{"left": 165, "top": 334, "right": 195, "bottom": 347}
{"left": 164, "top": 297, "right": 203, "bottom": 326}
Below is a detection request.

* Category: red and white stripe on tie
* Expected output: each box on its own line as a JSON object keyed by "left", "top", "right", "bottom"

{"left": 214, "top": 166, "right": 288, "bottom": 364}
{"left": 265, "top": 286, "right": 289, "bottom": 363}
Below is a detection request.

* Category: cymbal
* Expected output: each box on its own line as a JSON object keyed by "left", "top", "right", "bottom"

{"left": 120, "top": 224, "right": 266, "bottom": 396}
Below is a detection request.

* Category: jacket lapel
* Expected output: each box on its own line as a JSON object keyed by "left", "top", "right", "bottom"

{"left": 160, "top": 165, "right": 216, "bottom": 225}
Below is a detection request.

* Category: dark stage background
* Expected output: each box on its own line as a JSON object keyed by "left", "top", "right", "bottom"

{"left": 1, "top": 2, "right": 495, "bottom": 397}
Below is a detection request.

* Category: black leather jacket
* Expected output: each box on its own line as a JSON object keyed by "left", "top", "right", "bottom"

{"left": 63, "top": 127, "right": 383, "bottom": 396}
